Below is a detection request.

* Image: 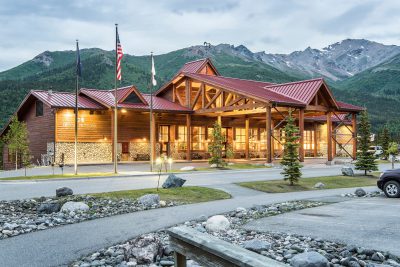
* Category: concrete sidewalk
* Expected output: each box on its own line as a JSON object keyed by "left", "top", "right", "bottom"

{"left": 0, "top": 186, "right": 377, "bottom": 267}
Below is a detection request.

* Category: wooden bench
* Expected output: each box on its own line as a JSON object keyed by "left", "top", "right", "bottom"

{"left": 167, "top": 226, "right": 287, "bottom": 267}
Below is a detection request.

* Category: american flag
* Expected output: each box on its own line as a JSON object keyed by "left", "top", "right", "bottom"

{"left": 116, "top": 28, "right": 123, "bottom": 81}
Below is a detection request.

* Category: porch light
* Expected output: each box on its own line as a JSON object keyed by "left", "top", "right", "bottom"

{"left": 156, "top": 157, "right": 163, "bottom": 165}
{"left": 121, "top": 109, "right": 127, "bottom": 113}
{"left": 167, "top": 157, "right": 173, "bottom": 172}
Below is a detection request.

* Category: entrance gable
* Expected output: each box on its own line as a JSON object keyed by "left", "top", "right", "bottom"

{"left": 118, "top": 86, "right": 148, "bottom": 105}
{"left": 306, "top": 82, "right": 338, "bottom": 111}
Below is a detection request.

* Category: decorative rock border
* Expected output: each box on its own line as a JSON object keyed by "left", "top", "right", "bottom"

{"left": 0, "top": 195, "right": 175, "bottom": 240}
{"left": 72, "top": 200, "right": 400, "bottom": 267}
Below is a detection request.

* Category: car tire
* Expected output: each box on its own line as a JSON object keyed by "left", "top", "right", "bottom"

{"left": 384, "top": 180, "right": 400, "bottom": 198}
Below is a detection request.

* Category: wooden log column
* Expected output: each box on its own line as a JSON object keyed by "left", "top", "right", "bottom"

{"left": 298, "top": 109, "right": 304, "bottom": 162}
{"left": 245, "top": 117, "right": 250, "bottom": 159}
{"left": 327, "top": 111, "right": 333, "bottom": 161}
{"left": 352, "top": 113, "right": 357, "bottom": 159}
{"left": 266, "top": 106, "right": 272, "bottom": 163}
{"left": 186, "top": 114, "right": 192, "bottom": 161}
{"left": 217, "top": 115, "right": 222, "bottom": 125}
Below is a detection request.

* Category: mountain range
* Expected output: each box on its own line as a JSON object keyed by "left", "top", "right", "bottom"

{"left": 0, "top": 39, "right": 399, "bottom": 137}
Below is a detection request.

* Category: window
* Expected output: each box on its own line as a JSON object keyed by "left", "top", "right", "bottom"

{"left": 234, "top": 128, "right": 246, "bottom": 150}
{"left": 249, "top": 128, "right": 258, "bottom": 151}
{"left": 192, "top": 126, "right": 206, "bottom": 150}
{"left": 159, "top": 126, "right": 169, "bottom": 142}
{"left": 207, "top": 127, "right": 227, "bottom": 142}
{"left": 304, "top": 130, "right": 315, "bottom": 150}
{"left": 177, "top": 126, "right": 187, "bottom": 150}
{"left": 36, "top": 100, "right": 43, "bottom": 117}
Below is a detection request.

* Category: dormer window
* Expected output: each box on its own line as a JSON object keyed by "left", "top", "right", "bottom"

{"left": 35, "top": 100, "right": 43, "bottom": 117}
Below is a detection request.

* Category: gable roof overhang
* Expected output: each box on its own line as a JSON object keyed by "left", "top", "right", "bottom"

{"left": 181, "top": 72, "right": 306, "bottom": 107}
{"left": 155, "top": 58, "right": 220, "bottom": 96}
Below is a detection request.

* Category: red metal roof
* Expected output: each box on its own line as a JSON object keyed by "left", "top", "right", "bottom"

{"left": 185, "top": 72, "right": 305, "bottom": 106}
{"left": 179, "top": 59, "right": 208, "bottom": 73}
{"left": 337, "top": 101, "right": 364, "bottom": 112}
{"left": 306, "top": 113, "right": 352, "bottom": 124}
{"left": 32, "top": 90, "right": 105, "bottom": 109}
{"left": 80, "top": 87, "right": 190, "bottom": 112}
{"left": 264, "top": 78, "right": 325, "bottom": 105}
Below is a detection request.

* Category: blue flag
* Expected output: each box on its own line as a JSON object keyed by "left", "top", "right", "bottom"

{"left": 76, "top": 40, "right": 82, "bottom": 77}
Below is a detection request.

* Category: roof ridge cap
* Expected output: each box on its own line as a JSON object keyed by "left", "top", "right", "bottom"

{"left": 264, "top": 77, "right": 324, "bottom": 88}
{"left": 191, "top": 73, "right": 276, "bottom": 85}
{"left": 183, "top": 58, "right": 208, "bottom": 65}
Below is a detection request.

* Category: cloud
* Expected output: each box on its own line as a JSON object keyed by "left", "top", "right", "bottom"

{"left": 0, "top": 0, "right": 399, "bottom": 71}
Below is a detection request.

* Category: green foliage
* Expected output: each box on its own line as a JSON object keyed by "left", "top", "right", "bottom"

{"left": 2, "top": 116, "right": 31, "bottom": 170}
{"left": 387, "top": 142, "right": 398, "bottom": 156}
{"left": 354, "top": 110, "right": 378, "bottom": 175}
{"left": 380, "top": 126, "right": 390, "bottom": 158}
{"left": 280, "top": 109, "right": 302, "bottom": 185}
{"left": 208, "top": 122, "right": 226, "bottom": 167}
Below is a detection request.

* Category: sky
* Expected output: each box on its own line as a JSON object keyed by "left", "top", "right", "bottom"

{"left": 0, "top": 0, "right": 400, "bottom": 71}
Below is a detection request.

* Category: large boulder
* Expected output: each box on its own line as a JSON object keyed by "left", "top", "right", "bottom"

{"left": 138, "top": 194, "right": 160, "bottom": 207}
{"left": 314, "top": 182, "right": 325, "bottom": 189}
{"left": 341, "top": 167, "right": 354, "bottom": 176}
{"left": 180, "top": 166, "right": 195, "bottom": 171}
{"left": 205, "top": 215, "right": 230, "bottom": 232}
{"left": 61, "top": 201, "right": 89, "bottom": 212}
{"left": 290, "top": 251, "right": 329, "bottom": 267}
{"left": 126, "top": 234, "right": 161, "bottom": 264}
{"left": 56, "top": 187, "right": 73, "bottom": 197}
{"left": 355, "top": 188, "right": 367, "bottom": 197}
{"left": 162, "top": 174, "right": 186, "bottom": 189}
{"left": 243, "top": 239, "right": 272, "bottom": 253}
{"left": 38, "top": 202, "right": 61, "bottom": 214}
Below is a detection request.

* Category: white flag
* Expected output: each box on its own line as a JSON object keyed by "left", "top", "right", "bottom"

{"left": 151, "top": 55, "right": 157, "bottom": 86}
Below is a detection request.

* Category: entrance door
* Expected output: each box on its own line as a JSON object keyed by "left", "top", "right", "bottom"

{"left": 159, "top": 125, "right": 170, "bottom": 156}
{"left": 304, "top": 130, "right": 315, "bottom": 157}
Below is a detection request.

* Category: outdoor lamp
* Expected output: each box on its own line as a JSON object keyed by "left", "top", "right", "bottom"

{"left": 167, "top": 157, "right": 173, "bottom": 172}
{"left": 156, "top": 157, "right": 163, "bottom": 166}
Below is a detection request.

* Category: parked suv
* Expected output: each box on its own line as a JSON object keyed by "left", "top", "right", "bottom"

{"left": 368, "top": 146, "right": 383, "bottom": 157}
{"left": 377, "top": 169, "right": 400, "bottom": 198}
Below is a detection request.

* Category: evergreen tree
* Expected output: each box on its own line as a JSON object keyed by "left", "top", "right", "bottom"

{"left": 281, "top": 109, "right": 302, "bottom": 185}
{"left": 355, "top": 110, "right": 378, "bottom": 175}
{"left": 2, "top": 116, "right": 31, "bottom": 170}
{"left": 208, "top": 122, "right": 226, "bottom": 167}
{"left": 380, "top": 126, "right": 390, "bottom": 159}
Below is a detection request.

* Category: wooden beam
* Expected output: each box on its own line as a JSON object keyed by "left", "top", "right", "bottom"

{"left": 299, "top": 109, "right": 304, "bottom": 162}
{"left": 352, "top": 113, "right": 357, "bottom": 159}
{"left": 224, "top": 93, "right": 233, "bottom": 106}
{"left": 204, "top": 89, "right": 222, "bottom": 109}
{"left": 175, "top": 88, "right": 185, "bottom": 106}
{"left": 266, "top": 106, "right": 272, "bottom": 163}
{"left": 186, "top": 114, "right": 191, "bottom": 161}
{"left": 195, "top": 102, "right": 265, "bottom": 115}
{"left": 313, "top": 123, "right": 318, "bottom": 157}
{"left": 327, "top": 111, "right": 333, "bottom": 161}
{"left": 185, "top": 79, "right": 191, "bottom": 108}
{"left": 245, "top": 117, "right": 250, "bottom": 159}
{"left": 305, "top": 105, "right": 328, "bottom": 112}
{"left": 201, "top": 83, "right": 205, "bottom": 109}
{"left": 191, "top": 88, "right": 202, "bottom": 109}
{"left": 172, "top": 84, "right": 176, "bottom": 103}
{"left": 174, "top": 252, "right": 187, "bottom": 267}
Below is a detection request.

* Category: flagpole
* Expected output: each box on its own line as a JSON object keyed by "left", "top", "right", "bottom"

{"left": 150, "top": 52, "right": 154, "bottom": 172}
{"left": 114, "top": 24, "right": 118, "bottom": 174}
{"left": 74, "top": 39, "right": 79, "bottom": 175}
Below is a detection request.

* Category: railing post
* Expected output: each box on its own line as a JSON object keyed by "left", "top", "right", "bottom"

{"left": 174, "top": 252, "right": 187, "bottom": 267}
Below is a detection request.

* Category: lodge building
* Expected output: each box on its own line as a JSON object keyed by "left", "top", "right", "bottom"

{"left": 1, "top": 58, "right": 363, "bottom": 169}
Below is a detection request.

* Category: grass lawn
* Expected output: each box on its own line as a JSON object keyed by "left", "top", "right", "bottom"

{"left": 171, "top": 163, "right": 271, "bottom": 172}
{"left": 238, "top": 174, "right": 379, "bottom": 193}
{"left": 88, "top": 186, "right": 231, "bottom": 204}
{"left": 0, "top": 172, "right": 117, "bottom": 181}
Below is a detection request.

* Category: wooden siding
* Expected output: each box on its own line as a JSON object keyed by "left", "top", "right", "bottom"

{"left": 56, "top": 109, "right": 111, "bottom": 142}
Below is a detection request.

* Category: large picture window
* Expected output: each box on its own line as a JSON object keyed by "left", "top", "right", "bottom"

{"left": 177, "top": 126, "right": 187, "bottom": 150}
{"left": 234, "top": 128, "right": 246, "bottom": 150}
{"left": 159, "top": 125, "right": 169, "bottom": 142}
{"left": 36, "top": 100, "right": 43, "bottom": 117}
{"left": 192, "top": 126, "right": 206, "bottom": 150}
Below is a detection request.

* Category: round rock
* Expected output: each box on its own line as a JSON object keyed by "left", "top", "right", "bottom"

{"left": 243, "top": 239, "right": 272, "bottom": 253}
{"left": 205, "top": 215, "right": 230, "bottom": 232}
{"left": 355, "top": 188, "right": 367, "bottom": 197}
{"left": 61, "top": 201, "right": 89, "bottom": 212}
{"left": 56, "top": 187, "right": 73, "bottom": 197}
{"left": 290, "top": 251, "right": 329, "bottom": 267}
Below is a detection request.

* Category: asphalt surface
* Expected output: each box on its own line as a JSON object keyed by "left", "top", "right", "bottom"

{"left": 243, "top": 197, "right": 400, "bottom": 255}
{"left": 0, "top": 186, "right": 378, "bottom": 267}
{"left": 0, "top": 165, "right": 346, "bottom": 200}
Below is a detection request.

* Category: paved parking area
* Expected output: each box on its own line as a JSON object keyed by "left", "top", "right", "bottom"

{"left": 243, "top": 197, "right": 400, "bottom": 255}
